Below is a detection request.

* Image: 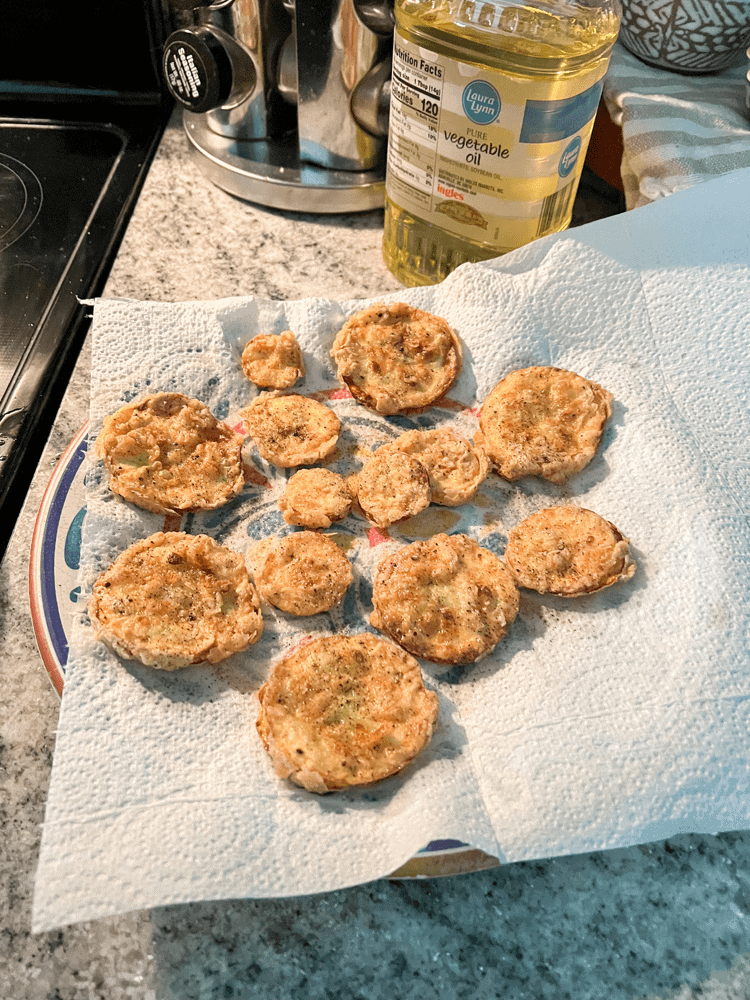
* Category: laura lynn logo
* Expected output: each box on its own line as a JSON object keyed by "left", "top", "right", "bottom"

{"left": 462, "top": 80, "right": 501, "bottom": 125}
{"left": 558, "top": 136, "right": 582, "bottom": 178}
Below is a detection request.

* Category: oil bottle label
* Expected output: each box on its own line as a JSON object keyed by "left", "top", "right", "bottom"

{"left": 386, "top": 30, "right": 608, "bottom": 250}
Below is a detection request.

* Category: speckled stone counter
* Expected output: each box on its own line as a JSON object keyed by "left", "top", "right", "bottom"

{"left": 3, "top": 111, "right": 750, "bottom": 1000}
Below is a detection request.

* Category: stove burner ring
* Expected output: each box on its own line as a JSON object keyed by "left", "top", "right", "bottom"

{"left": 0, "top": 152, "right": 43, "bottom": 253}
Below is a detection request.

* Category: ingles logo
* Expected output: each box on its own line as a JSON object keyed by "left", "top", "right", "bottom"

{"left": 437, "top": 183, "right": 464, "bottom": 201}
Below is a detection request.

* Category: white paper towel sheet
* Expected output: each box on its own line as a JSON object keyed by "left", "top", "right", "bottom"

{"left": 33, "top": 169, "right": 750, "bottom": 932}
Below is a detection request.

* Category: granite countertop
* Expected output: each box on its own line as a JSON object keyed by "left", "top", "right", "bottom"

{"left": 3, "top": 111, "right": 750, "bottom": 1000}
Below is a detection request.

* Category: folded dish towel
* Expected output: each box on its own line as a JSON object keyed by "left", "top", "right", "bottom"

{"left": 603, "top": 42, "right": 750, "bottom": 208}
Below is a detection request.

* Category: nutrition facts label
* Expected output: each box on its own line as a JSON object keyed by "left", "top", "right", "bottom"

{"left": 387, "top": 43, "right": 445, "bottom": 206}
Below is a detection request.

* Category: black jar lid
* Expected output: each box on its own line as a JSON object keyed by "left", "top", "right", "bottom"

{"left": 163, "top": 27, "right": 232, "bottom": 114}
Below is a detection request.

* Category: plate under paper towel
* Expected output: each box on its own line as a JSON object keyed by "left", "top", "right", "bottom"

{"left": 32, "top": 168, "right": 750, "bottom": 932}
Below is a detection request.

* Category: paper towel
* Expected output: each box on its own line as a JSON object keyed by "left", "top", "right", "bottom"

{"left": 32, "top": 168, "right": 750, "bottom": 932}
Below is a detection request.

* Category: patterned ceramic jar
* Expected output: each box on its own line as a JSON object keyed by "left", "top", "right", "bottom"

{"left": 619, "top": 0, "right": 750, "bottom": 74}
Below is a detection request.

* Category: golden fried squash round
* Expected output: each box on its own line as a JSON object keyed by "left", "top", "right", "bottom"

{"left": 330, "top": 302, "right": 462, "bottom": 415}
{"left": 257, "top": 633, "right": 438, "bottom": 793}
{"left": 505, "top": 506, "right": 636, "bottom": 597}
{"left": 278, "top": 468, "right": 354, "bottom": 529}
{"left": 377, "top": 427, "right": 489, "bottom": 506}
{"left": 241, "top": 330, "right": 305, "bottom": 389}
{"left": 371, "top": 533, "right": 519, "bottom": 665}
{"left": 354, "top": 451, "right": 431, "bottom": 528}
{"left": 242, "top": 393, "right": 340, "bottom": 468}
{"left": 253, "top": 531, "right": 352, "bottom": 616}
{"left": 477, "top": 367, "right": 612, "bottom": 484}
{"left": 96, "top": 392, "right": 244, "bottom": 515}
{"left": 89, "top": 532, "right": 263, "bottom": 670}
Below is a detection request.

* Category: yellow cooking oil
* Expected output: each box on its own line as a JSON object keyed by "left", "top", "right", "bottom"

{"left": 382, "top": 0, "right": 621, "bottom": 286}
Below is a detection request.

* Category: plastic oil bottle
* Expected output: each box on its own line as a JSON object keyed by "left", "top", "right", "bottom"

{"left": 382, "top": 0, "right": 621, "bottom": 286}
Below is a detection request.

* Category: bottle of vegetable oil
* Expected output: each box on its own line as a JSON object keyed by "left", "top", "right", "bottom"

{"left": 382, "top": 0, "right": 621, "bottom": 286}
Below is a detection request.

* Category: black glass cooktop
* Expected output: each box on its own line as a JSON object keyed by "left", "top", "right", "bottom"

{"left": 1, "top": 122, "right": 121, "bottom": 388}
{"left": 0, "top": 103, "right": 169, "bottom": 560}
